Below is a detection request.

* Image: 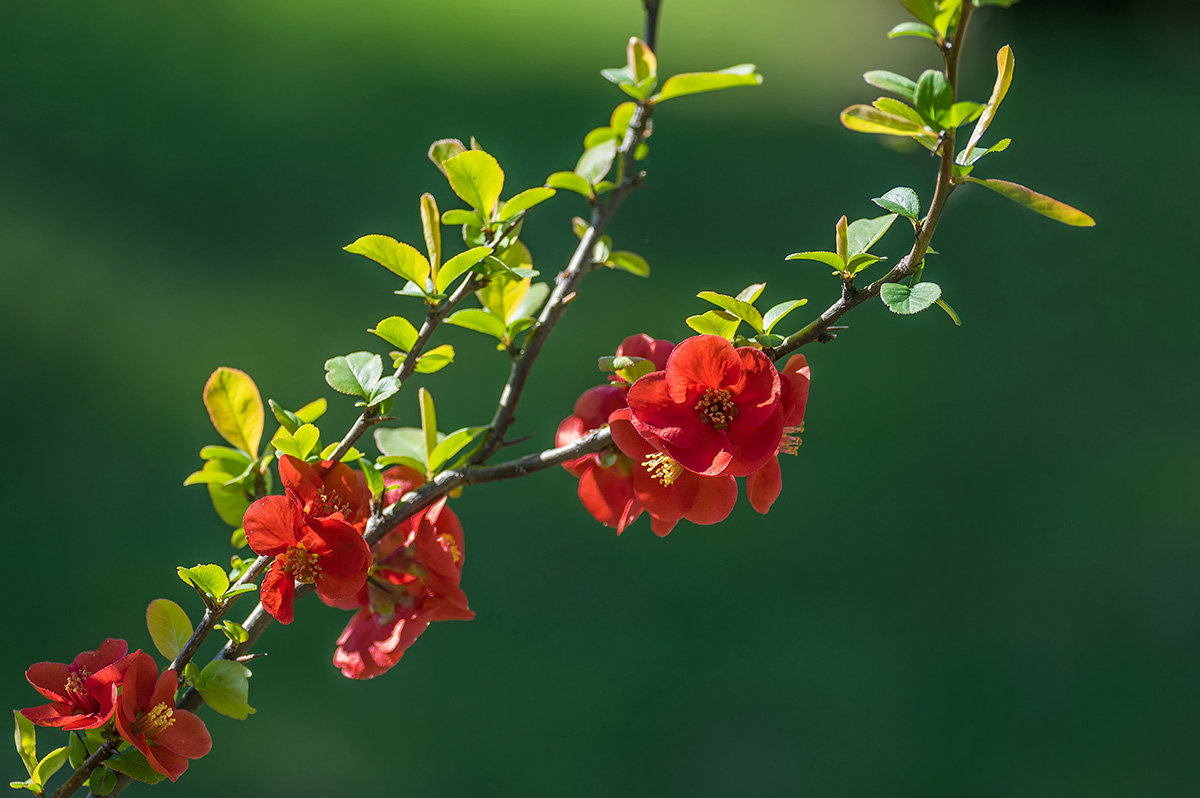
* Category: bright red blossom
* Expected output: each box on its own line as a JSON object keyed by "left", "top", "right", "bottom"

{"left": 334, "top": 482, "right": 473, "bottom": 679}
{"left": 626, "top": 335, "right": 784, "bottom": 477}
{"left": 113, "top": 652, "right": 211, "bottom": 782}
{"left": 243, "top": 494, "right": 371, "bottom": 624}
{"left": 21, "top": 639, "right": 134, "bottom": 730}
{"left": 278, "top": 455, "right": 371, "bottom": 528}
{"left": 746, "top": 354, "right": 811, "bottom": 513}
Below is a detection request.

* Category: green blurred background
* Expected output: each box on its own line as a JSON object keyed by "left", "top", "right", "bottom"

{"left": 3, "top": 0, "right": 1197, "bottom": 794}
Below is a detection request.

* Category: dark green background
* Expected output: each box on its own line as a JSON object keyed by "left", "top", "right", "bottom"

{"left": 3, "top": 1, "right": 1197, "bottom": 795}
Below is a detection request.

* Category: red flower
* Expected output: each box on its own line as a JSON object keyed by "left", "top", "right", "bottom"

{"left": 334, "top": 495, "right": 473, "bottom": 679}
{"left": 278, "top": 455, "right": 370, "bottom": 528}
{"left": 625, "top": 335, "right": 786, "bottom": 477}
{"left": 113, "top": 652, "right": 211, "bottom": 782}
{"left": 747, "top": 354, "right": 811, "bottom": 514}
{"left": 608, "top": 408, "right": 737, "bottom": 536}
{"left": 555, "top": 334, "right": 675, "bottom": 532}
{"left": 20, "top": 639, "right": 133, "bottom": 730}
{"left": 243, "top": 494, "right": 371, "bottom": 624}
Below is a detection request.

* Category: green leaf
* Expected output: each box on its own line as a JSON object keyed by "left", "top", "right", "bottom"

{"left": 847, "top": 253, "right": 884, "bottom": 275}
{"left": 359, "top": 460, "right": 384, "bottom": 498}
{"left": 419, "top": 388, "right": 438, "bottom": 467}
{"left": 205, "top": 466, "right": 251, "bottom": 527}
{"left": 785, "top": 250, "right": 845, "bottom": 271}
{"left": 216, "top": 621, "right": 250, "bottom": 646}
{"left": 974, "top": 0, "right": 1017, "bottom": 6}
{"left": 836, "top": 215, "right": 849, "bottom": 263}
{"left": 272, "top": 423, "right": 319, "bottom": 460}
{"left": 296, "top": 398, "right": 326, "bottom": 423}
{"left": 420, "top": 192, "right": 441, "bottom": 272}
{"left": 344, "top": 235, "right": 431, "bottom": 288}
{"left": 441, "top": 209, "right": 480, "bottom": 226}
{"left": 428, "top": 427, "right": 487, "bottom": 473}
{"left": 846, "top": 214, "right": 898, "bottom": 257}
{"left": 575, "top": 140, "right": 618, "bottom": 185}
{"left": 146, "top": 598, "right": 192, "bottom": 662}
{"left": 370, "top": 316, "right": 419, "bottom": 352}
{"left": 946, "top": 101, "right": 983, "bottom": 128}
{"left": 476, "top": 272, "right": 530, "bottom": 323}
{"left": 197, "top": 660, "right": 255, "bottom": 720}
{"left": 104, "top": 748, "right": 166, "bottom": 785}
{"left": 445, "top": 308, "right": 508, "bottom": 341}
{"left": 935, "top": 297, "right": 962, "bottom": 325}
{"left": 324, "top": 352, "right": 383, "bottom": 399}
{"left": 965, "top": 177, "right": 1095, "bottom": 226}
{"left": 32, "top": 747, "right": 68, "bottom": 787}
{"left": 88, "top": 764, "right": 117, "bottom": 795}
{"left": 444, "top": 150, "right": 505, "bottom": 218}
{"left": 203, "top": 367, "right": 264, "bottom": 457}
{"left": 374, "top": 427, "right": 426, "bottom": 462}
{"left": 964, "top": 45, "right": 1015, "bottom": 155}
{"left": 545, "top": 171, "right": 594, "bottom": 199}
{"left": 67, "top": 729, "right": 85, "bottom": 769}
{"left": 627, "top": 36, "right": 657, "bottom": 84}
{"left": 957, "top": 137, "right": 1011, "bottom": 167}
{"left": 697, "top": 291, "right": 764, "bottom": 334}
{"left": 375, "top": 455, "right": 428, "bottom": 475}
{"left": 735, "top": 283, "right": 766, "bottom": 304}
{"left": 435, "top": 246, "right": 492, "bottom": 294}
{"left": 901, "top": 0, "right": 938, "bottom": 26}
{"left": 686, "top": 309, "right": 740, "bottom": 340}
{"left": 13, "top": 711, "right": 36, "bottom": 776}
{"left": 880, "top": 281, "right": 942, "bottom": 314}
{"left": 872, "top": 187, "right": 921, "bottom": 220}
{"left": 414, "top": 344, "right": 456, "bottom": 374}
{"left": 914, "top": 69, "right": 953, "bottom": 127}
{"left": 762, "top": 299, "right": 808, "bottom": 333}
{"left": 863, "top": 70, "right": 917, "bottom": 102}
{"left": 509, "top": 282, "right": 549, "bottom": 323}
{"left": 607, "top": 251, "right": 649, "bottom": 277}
{"left": 177, "top": 564, "right": 230, "bottom": 602}
{"left": 887, "top": 21, "right": 937, "bottom": 40}
{"left": 840, "top": 104, "right": 925, "bottom": 136}
{"left": 598, "top": 355, "right": 657, "bottom": 384}
{"left": 427, "top": 138, "right": 466, "bottom": 176}
{"left": 268, "top": 399, "right": 302, "bottom": 434}
{"left": 499, "top": 187, "right": 555, "bottom": 221}
{"left": 653, "top": 64, "right": 762, "bottom": 102}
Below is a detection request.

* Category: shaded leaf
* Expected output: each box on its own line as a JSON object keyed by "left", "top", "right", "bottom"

{"left": 105, "top": 749, "right": 166, "bottom": 785}
{"left": 324, "top": 352, "right": 383, "bottom": 399}
{"left": 914, "top": 69, "right": 953, "bottom": 127}
{"left": 880, "top": 281, "right": 942, "bottom": 314}
{"left": 575, "top": 140, "right": 618, "bottom": 185}
{"left": 846, "top": 214, "right": 899, "bottom": 257}
{"left": 864, "top": 70, "right": 917, "bottom": 102}
{"left": 888, "top": 21, "right": 937, "bottom": 40}
{"left": 873, "top": 187, "right": 921, "bottom": 220}
{"left": 936, "top": 297, "right": 962, "bottom": 326}
{"left": 197, "top": 660, "right": 255, "bottom": 720}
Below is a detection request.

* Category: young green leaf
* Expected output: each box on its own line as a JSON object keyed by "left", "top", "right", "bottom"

{"left": 419, "top": 193, "right": 441, "bottom": 272}
{"left": 296, "top": 398, "right": 326, "bottom": 423}
{"left": 546, "top": 171, "right": 595, "bottom": 199}
{"left": 847, "top": 253, "right": 884, "bottom": 275}
{"left": 272, "top": 423, "right": 320, "bottom": 460}
{"left": 946, "top": 101, "right": 983, "bottom": 128}
{"left": 888, "top": 21, "right": 937, "bottom": 40}
{"left": 785, "top": 251, "right": 845, "bottom": 272}
{"left": 880, "top": 281, "right": 943, "bottom": 315}
{"left": 177, "top": 564, "right": 230, "bottom": 603}
{"left": 735, "top": 283, "right": 766, "bottom": 304}
{"left": 841, "top": 104, "right": 925, "bottom": 136}
{"left": 762, "top": 299, "right": 808, "bottom": 334}
{"left": 901, "top": 0, "right": 938, "bottom": 26}
{"left": 418, "top": 388, "right": 438, "bottom": 467}
{"left": 105, "top": 748, "right": 166, "bottom": 785}
{"left": 686, "top": 310, "right": 740, "bottom": 340}
{"left": 344, "top": 235, "right": 431, "bottom": 288}
{"left": 324, "top": 352, "right": 383, "bottom": 399}
{"left": 836, "top": 215, "right": 849, "bottom": 263}
{"left": 477, "top": 272, "right": 531, "bottom": 323}
{"left": 872, "top": 187, "right": 921, "bottom": 220}
{"left": 653, "top": 64, "right": 762, "bottom": 103}
{"left": 88, "top": 766, "right": 117, "bottom": 795}
{"left": 846, "top": 214, "right": 899, "bottom": 257}
{"left": 197, "top": 660, "right": 255, "bottom": 720}
{"left": 446, "top": 309, "right": 507, "bottom": 341}
{"left": 441, "top": 208, "right": 481, "bottom": 227}
{"left": 428, "top": 138, "right": 466, "bottom": 176}
{"left": 369, "top": 316, "right": 420, "bottom": 352}
{"left": 499, "top": 187, "right": 555, "bottom": 221}
{"left": 428, "top": 427, "right": 487, "bottom": 474}
{"left": 914, "top": 69, "right": 953, "bottom": 127}
{"left": 863, "top": 70, "right": 918, "bottom": 102}
{"left": 936, "top": 297, "right": 962, "bottom": 326}
{"left": 628, "top": 37, "right": 657, "bottom": 84}
{"left": 956, "top": 137, "right": 1011, "bottom": 167}
{"left": 965, "top": 177, "right": 1096, "bottom": 226}
{"left": 697, "top": 291, "right": 764, "bottom": 334}
{"left": 443, "top": 150, "right": 505, "bottom": 219}
{"left": 217, "top": 620, "right": 249, "bottom": 645}
{"left": 146, "top": 599, "right": 192, "bottom": 662}
{"left": 575, "top": 140, "right": 618, "bottom": 185}
{"left": 203, "top": 367, "right": 264, "bottom": 457}
{"left": 607, "top": 251, "right": 650, "bottom": 277}
{"left": 14, "top": 711, "right": 36, "bottom": 776}
{"left": 414, "top": 345, "right": 456, "bottom": 374}
{"left": 964, "top": 45, "right": 1015, "bottom": 155}
{"left": 435, "top": 246, "right": 493, "bottom": 294}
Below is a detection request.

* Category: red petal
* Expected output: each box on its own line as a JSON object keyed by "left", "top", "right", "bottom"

{"left": 278, "top": 455, "right": 322, "bottom": 506}
{"left": 25, "top": 662, "right": 70, "bottom": 703}
{"left": 659, "top": 429, "right": 733, "bottom": 477}
{"left": 573, "top": 384, "right": 627, "bottom": 428}
{"left": 315, "top": 460, "right": 371, "bottom": 524}
{"left": 382, "top": 466, "right": 425, "bottom": 505}
{"left": 154, "top": 709, "right": 212, "bottom": 759}
{"left": 72, "top": 638, "right": 128, "bottom": 675}
{"left": 617, "top": 334, "right": 674, "bottom": 371}
{"left": 578, "top": 464, "right": 638, "bottom": 529}
{"left": 20, "top": 704, "right": 77, "bottom": 728}
{"left": 626, "top": 372, "right": 703, "bottom": 447}
{"left": 243, "top": 496, "right": 300, "bottom": 556}
{"left": 649, "top": 514, "right": 679, "bottom": 537}
{"left": 119, "top": 653, "right": 159, "bottom": 719}
{"left": 260, "top": 562, "right": 295, "bottom": 625}
{"left": 747, "top": 457, "right": 783, "bottom": 514}
{"left": 144, "top": 744, "right": 188, "bottom": 782}
{"left": 608, "top": 409, "right": 654, "bottom": 460}
{"left": 727, "top": 346, "right": 782, "bottom": 428}
{"left": 150, "top": 670, "right": 178, "bottom": 709}
{"left": 780, "top": 354, "right": 811, "bottom": 426}
{"left": 305, "top": 517, "right": 370, "bottom": 601}
{"left": 725, "top": 404, "right": 784, "bottom": 477}
{"left": 680, "top": 473, "right": 738, "bottom": 525}
{"left": 664, "top": 335, "right": 742, "bottom": 401}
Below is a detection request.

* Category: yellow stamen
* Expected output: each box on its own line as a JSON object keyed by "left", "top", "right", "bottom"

{"left": 131, "top": 702, "right": 175, "bottom": 737}
{"left": 694, "top": 388, "right": 739, "bottom": 430}
{"left": 642, "top": 451, "right": 683, "bottom": 486}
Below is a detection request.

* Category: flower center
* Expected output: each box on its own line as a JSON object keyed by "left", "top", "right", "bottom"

{"left": 642, "top": 451, "right": 682, "bottom": 486}
{"left": 64, "top": 669, "right": 99, "bottom": 713}
{"left": 311, "top": 488, "right": 353, "bottom": 520}
{"left": 131, "top": 702, "right": 175, "bottom": 738}
{"left": 694, "top": 388, "right": 738, "bottom": 430}
{"left": 280, "top": 544, "right": 321, "bottom": 583}
{"left": 778, "top": 424, "right": 803, "bottom": 456}
{"left": 437, "top": 534, "right": 463, "bottom": 565}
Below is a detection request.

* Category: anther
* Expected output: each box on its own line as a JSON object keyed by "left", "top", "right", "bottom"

{"left": 694, "top": 388, "right": 738, "bottom": 430}
{"left": 642, "top": 451, "right": 683, "bottom": 486}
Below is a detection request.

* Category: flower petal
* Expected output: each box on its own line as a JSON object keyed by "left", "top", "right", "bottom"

{"left": 572, "top": 384, "right": 627, "bottom": 428}
{"left": 664, "top": 335, "right": 743, "bottom": 401}
{"left": 24, "top": 662, "right": 71, "bottom": 703}
{"left": 680, "top": 473, "right": 738, "bottom": 525}
{"left": 626, "top": 372, "right": 703, "bottom": 447}
{"left": 727, "top": 346, "right": 782, "bottom": 428}
{"left": 780, "top": 354, "right": 811, "bottom": 427}
{"left": 260, "top": 561, "right": 296, "bottom": 625}
{"left": 660, "top": 430, "right": 733, "bottom": 477}
{"left": 747, "top": 456, "right": 783, "bottom": 514}
{"left": 725, "top": 404, "right": 784, "bottom": 477}
{"left": 305, "top": 517, "right": 370, "bottom": 601}
{"left": 154, "top": 709, "right": 212, "bottom": 759}
{"left": 144, "top": 744, "right": 189, "bottom": 782}
{"left": 578, "top": 463, "right": 640, "bottom": 529}
{"left": 72, "top": 639, "right": 128, "bottom": 675}
{"left": 19, "top": 703, "right": 77, "bottom": 728}
{"left": 243, "top": 495, "right": 300, "bottom": 556}
{"left": 616, "top": 334, "right": 674, "bottom": 371}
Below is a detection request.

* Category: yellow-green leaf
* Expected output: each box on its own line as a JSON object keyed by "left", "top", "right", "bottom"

{"left": 203, "top": 367, "right": 264, "bottom": 457}
{"left": 344, "top": 235, "right": 431, "bottom": 288}
{"left": 840, "top": 104, "right": 925, "bottom": 136}
{"left": 654, "top": 64, "right": 762, "bottom": 103}
{"left": 420, "top": 193, "right": 441, "bottom": 272}
{"left": 966, "top": 177, "right": 1095, "bottom": 227}
{"left": 964, "top": 45, "right": 1014, "bottom": 156}
{"left": 146, "top": 599, "right": 192, "bottom": 662}
{"left": 444, "top": 150, "right": 505, "bottom": 218}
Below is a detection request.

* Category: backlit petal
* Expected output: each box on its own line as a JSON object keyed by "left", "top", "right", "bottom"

{"left": 243, "top": 495, "right": 300, "bottom": 556}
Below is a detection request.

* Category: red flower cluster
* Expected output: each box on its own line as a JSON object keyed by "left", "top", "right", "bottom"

{"left": 21, "top": 642, "right": 212, "bottom": 782}
{"left": 243, "top": 456, "right": 372, "bottom": 624}
{"left": 333, "top": 467, "right": 473, "bottom": 679}
{"left": 558, "top": 334, "right": 810, "bottom": 535}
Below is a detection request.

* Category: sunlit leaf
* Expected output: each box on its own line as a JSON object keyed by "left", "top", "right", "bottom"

{"left": 697, "top": 291, "right": 764, "bottom": 334}
{"left": 435, "top": 246, "right": 493, "bottom": 294}
{"left": 370, "top": 316, "right": 419, "bottom": 352}
{"left": 863, "top": 70, "right": 917, "bottom": 102}
{"left": 873, "top": 187, "right": 921, "bottom": 220}
{"left": 736, "top": 283, "right": 766, "bottom": 304}
{"left": 546, "top": 171, "right": 594, "bottom": 199}
{"left": 964, "top": 45, "right": 1015, "bottom": 155}
{"left": 607, "top": 251, "right": 650, "bottom": 277}
{"left": 840, "top": 104, "right": 925, "bottom": 136}
{"left": 499, "top": 187, "right": 555, "bottom": 221}
{"left": 429, "top": 427, "right": 487, "bottom": 473}
{"left": 956, "top": 137, "right": 1011, "bottom": 167}
{"left": 177, "top": 564, "right": 230, "bottom": 602}
{"left": 686, "top": 310, "right": 740, "bottom": 340}
{"left": 325, "top": 352, "right": 383, "bottom": 399}
{"left": 880, "top": 281, "right": 942, "bottom": 314}
{"left": 785, "top": 250, "right": 845, "bottom": 271}
{"left": 146, "top": 599, "right": 192, "bottom": 662}
{"left": 888, "top": 21, "right": 937, "bottom": 40}
{"left": 427, "top": 139, "right": 466, "bottom": 176}
{"left": 575, "top": 140, "right": 618, "bottom": 185}
{"left": 419, "top": 388, "right": 438, "bottom": 467}
{"left": 965, "top": 177, "right": 1095, "bottom": 226}
{"left": 653, "top": 64, "right": 762, "bottom": 103}
{"left": 203, "top": 367, "right": 264, "bottom": 457}
{"left": 197, "top": 660, "right": 255, "bottom": 720}
{"left": 344, "top": 235, "right": 431, "bottom": 288}
{"left": 444, "top": 150, "right": 505, "bottom": 218}
{"left": 762, "top": 299, "right": 808, "bottom": 334}
{"left": 415, "top": 344, "right": 456, "bottom": 374}
{"left": 846, "top": 213, "right": 898, "bottom": 257}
